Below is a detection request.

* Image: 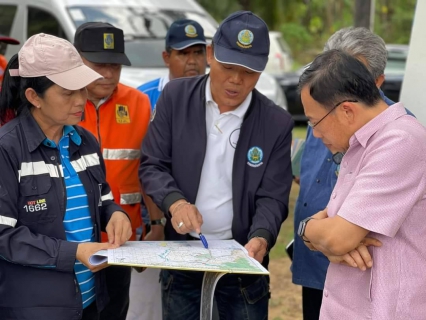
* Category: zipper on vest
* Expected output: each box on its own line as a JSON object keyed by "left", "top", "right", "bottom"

{"left": 74, "top": 278, "right": 79, "bottom": 293}
{"left": 56, "top": 158, "right": 67, "bottom": 219}
{"left": 96, "top": 107, "right": 102, "bottom": 147}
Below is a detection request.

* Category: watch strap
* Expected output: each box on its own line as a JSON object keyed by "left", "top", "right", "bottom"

{"left": 298, "top": 217, "right": 313, "bottom": 238}
{"left": 151, "top": 219, "right": 164, "bottom": 226}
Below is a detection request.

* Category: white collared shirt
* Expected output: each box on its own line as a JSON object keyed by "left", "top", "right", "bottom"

{"left": 159, "top": 74, "right": 170, "bottom": 91}
{"left": 191, "top": 77, "right": 252, "bottom": 240}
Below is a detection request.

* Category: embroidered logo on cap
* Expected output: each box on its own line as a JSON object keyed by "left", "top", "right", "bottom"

{"left": 116, "top": 104, "right": 130, "bottom": 124}
{"left": 237, "top": 30, "right": 254, "bottom": 49}
{"left": 185, "top": 25, "right": 198, "bottom": 38}
{"left": 103, "top": 33, "right": 114, "bottom": 49}
{"left": 247, "top": 146, "right": 263, "bottom": 167}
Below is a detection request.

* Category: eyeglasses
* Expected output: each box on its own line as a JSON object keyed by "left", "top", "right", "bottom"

{"left": 307, "top": 99, "right": 358, "bottom": 128}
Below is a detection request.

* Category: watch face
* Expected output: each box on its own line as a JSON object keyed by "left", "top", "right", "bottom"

{"left": 160, "top": 217, "right": 167, "bottom": 226}
{"left": 297, "top": 221, "right": 305, "bottom": 237}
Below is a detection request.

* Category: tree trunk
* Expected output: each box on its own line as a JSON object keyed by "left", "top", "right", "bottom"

{"left": 354, "top": 0, "right": 374, "bottom": 30}
{"left": 239, "top": 0, "right": 252, "bottom": 11}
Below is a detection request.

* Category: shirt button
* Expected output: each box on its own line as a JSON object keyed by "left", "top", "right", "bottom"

{"left": 344, "top": 161, "right": 348, "bottom": 168}
{"left": 50, "top": 156, "right": 56, "bottom": 161}
{"left": 327, "top": 158, "right": 331, "bottom": 162}
{"left": 324, "top": 290, "right": 328, "bottom": 297}
{"left": 316, "top": 179, "right": 320, "bottom": 183}
{"left": 332, "top": 192, "right": 336, "bottom": 199}
{"left": 303, "top": 203, "right": 307, "bottom": 207}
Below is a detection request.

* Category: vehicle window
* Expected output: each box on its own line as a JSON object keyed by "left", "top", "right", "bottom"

{"left": 125, "top": 39, "right": 165, "bottom": 68}
{"left": 67, "top": 6, "right": 217, "bottom": 38}
{"left": 0, "top": 5, "right": 18, "bottom": 55}
{"left": 385, "top": 58, "right": 406, "bottom": 74}
{"left": 277, "top": 37, "right": 292, "bottom": 54}
{"left": 27, "top": 7, "right": 67, "bottom": 39}
{"left": 385, "top": 48, "right": 408, "bottom": 74}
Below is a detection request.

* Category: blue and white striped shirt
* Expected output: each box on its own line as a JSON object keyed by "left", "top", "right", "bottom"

{"left": 43, "top": 126, "right": 95, "bottom": 309}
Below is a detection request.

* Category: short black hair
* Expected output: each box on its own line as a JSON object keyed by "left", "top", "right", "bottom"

{"left": 298, "top": 49, "right": 381, "bottom": 110}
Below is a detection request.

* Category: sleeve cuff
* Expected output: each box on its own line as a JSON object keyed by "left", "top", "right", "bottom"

{"left": 162, "top": 192, "right": 186, "bottom": 218}
{"left": 56, "top": 240, "right": 79, "bottom": 272}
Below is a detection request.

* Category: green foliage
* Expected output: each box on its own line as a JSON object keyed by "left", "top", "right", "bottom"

{"left": 280, "top": 23, "right": 316, "bottom": 64}
{"left": 195, "top": 0, "right": 416, "bottom": 67}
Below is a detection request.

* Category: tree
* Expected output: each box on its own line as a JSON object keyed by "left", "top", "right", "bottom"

{"left": 354, "top": 0, "right": 374, "bottom": 29}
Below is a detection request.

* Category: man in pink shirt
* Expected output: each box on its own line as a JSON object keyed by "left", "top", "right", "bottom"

{"left": 298, "top": 49, "right": 426, "bottom": 319}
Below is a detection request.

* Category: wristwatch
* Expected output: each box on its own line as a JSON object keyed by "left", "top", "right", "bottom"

{"left": 151, "top": 217, "right": 167, "bottom": 227}
{"left": 297, "top": 217, "right": 313, "bottom": 240}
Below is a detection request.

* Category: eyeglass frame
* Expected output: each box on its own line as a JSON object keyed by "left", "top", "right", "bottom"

{"left": 307, "top": 99, "right": 358, "bottom": 128}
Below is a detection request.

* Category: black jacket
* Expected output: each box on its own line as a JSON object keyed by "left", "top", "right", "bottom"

{"left": 139, "top": 75, "right": 294, "bottom": 267}
{"left": 0, "top": 109, "right": 122, "bottom": 320}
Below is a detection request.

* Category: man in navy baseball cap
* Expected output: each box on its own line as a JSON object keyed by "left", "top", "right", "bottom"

{"left": 139, "top": 10, "right": 294, "bottom": 320}
{"left": 137, "top": 19, "right": 207, "bottom": 108}
{"left": 161, "top": 19, "right": 207, "bottom": 80}
{"left": 212, "top": 10, "right": 270, "bottom": 72}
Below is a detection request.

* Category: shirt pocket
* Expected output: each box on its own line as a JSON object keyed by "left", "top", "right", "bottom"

{"left": 19, "top": 175, "right": 55, "bottom": 224}
{"left": 85, "top": 166, "right": 105, "bottom": 207}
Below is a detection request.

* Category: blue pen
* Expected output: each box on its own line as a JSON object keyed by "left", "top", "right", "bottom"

{"left": 199, "top": 233, "right": 209, "bottom": 249}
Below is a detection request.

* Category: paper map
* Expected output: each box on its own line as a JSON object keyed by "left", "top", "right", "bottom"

{"left": 90, "top": 240, "right": 269, "bottom": 275}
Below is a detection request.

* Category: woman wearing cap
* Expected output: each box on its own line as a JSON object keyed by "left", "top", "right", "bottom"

{"left": 0, "top": 33, "right": 132, "bottom": 320}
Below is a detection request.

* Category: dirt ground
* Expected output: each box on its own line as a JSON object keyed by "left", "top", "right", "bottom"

{"left": 267, "top": 180, "right": 303, "bottom": 320}
{"left": 268, "top": 258, "right": 302, "bottom": 320}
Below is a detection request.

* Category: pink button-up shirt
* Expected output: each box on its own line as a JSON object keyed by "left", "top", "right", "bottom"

{"left": 320, "top": 103, "right": 426, "bottom": 320}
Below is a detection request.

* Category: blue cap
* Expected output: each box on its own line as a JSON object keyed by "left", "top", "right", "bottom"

{"left": 165, "top": 19, "right": 207, "bottom": 50}
{"left": 213, "top": 11, "right": 270, "bottom": 72}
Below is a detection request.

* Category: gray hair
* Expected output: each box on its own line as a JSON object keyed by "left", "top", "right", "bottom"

{"left": 323, "top": 27, "right": 387, "bottom": 80}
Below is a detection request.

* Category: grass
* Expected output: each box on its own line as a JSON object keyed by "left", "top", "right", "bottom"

{"left": 292, "top": 125, "right": 307, "bottom": 139}
{"left": 270, "top": 125, "right": 307, "bottom": 260}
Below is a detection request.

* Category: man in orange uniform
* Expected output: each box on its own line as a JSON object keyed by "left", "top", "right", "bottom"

{"left": 0, "top": 35, "right": 20, "bottom": 86}
{"left": 75, "top": 22, "right": 152, "bottom": 320}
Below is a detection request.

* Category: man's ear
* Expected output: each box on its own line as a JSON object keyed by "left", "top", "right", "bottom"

{"left": 206, "top": 45, "right": 214, "bottom": 65}
{"left": 375, "top": 74, "right": 385, "bottom": 88}
{"left": 340, "top": 101, "right": 356, "bottom": 124}
{"left": 162, "top": 51, "right": 170, "bottom": 67}
{"left": 24, "top": 88, "right": 41, "bottom": 109}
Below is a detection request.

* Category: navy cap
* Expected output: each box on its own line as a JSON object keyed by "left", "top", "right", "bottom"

{"left": 74, "top": 22, "right": 131, "bottom": 66}
{"left": 166, "top": 19, "right": 207, "bottom": 50}
{"left": 213, "top": 11, "right": 269, "bottom": 72}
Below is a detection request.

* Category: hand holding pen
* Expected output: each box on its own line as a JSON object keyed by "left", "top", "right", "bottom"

{"left": 169, "top": 200, "right": 204, "bottom": 235}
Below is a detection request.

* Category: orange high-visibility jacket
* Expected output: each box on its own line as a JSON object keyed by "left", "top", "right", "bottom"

{"left": 79, "top": 83, "right": 151, "bottom": 241}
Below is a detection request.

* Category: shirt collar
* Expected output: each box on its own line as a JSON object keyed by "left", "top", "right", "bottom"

{"left": 42, "top": 125, "right": 81, "bottom": 148}
{"left": 205, "top": 76, "right": 252, "bottom": 119}
{"left": 159, "top": 75, "right": 170, "bottom": 91}
{"left": 19, "top": 107, "right": 47, "bottom": 152}
{"left": 350, "top": 102, "right": 407, "bottom": 148}
{"left": 18, "top": 108, "right": 82, "bottom": 151}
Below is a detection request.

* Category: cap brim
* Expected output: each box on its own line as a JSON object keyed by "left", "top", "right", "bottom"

{"left": 80, "top": 51, "right": 131, "bottom": 66}
{"left": 0, "top": 36, "right": 20, "bottom": 45}
{"left": 47, "top": 64, "right": 103, "bottom": 90}
{"left": 171, "top": 39, "right": 207, "bottom": 50}
{"left": 214, "top": 44, "right": 268, "bottom": 73}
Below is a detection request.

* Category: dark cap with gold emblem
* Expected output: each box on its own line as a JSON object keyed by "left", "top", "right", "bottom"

{"left": 74, "top": 22, "right": 131, "bottom": 66}
{"left": 165, "top": 19, "right": 207, "bottom": 51}
{"left": 213, "top": 11, "right": 269, "bottom": 72}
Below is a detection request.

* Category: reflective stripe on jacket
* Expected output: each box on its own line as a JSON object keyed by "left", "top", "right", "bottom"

{"left": 0, "top": 108, "right": 123, "bottom": 319}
